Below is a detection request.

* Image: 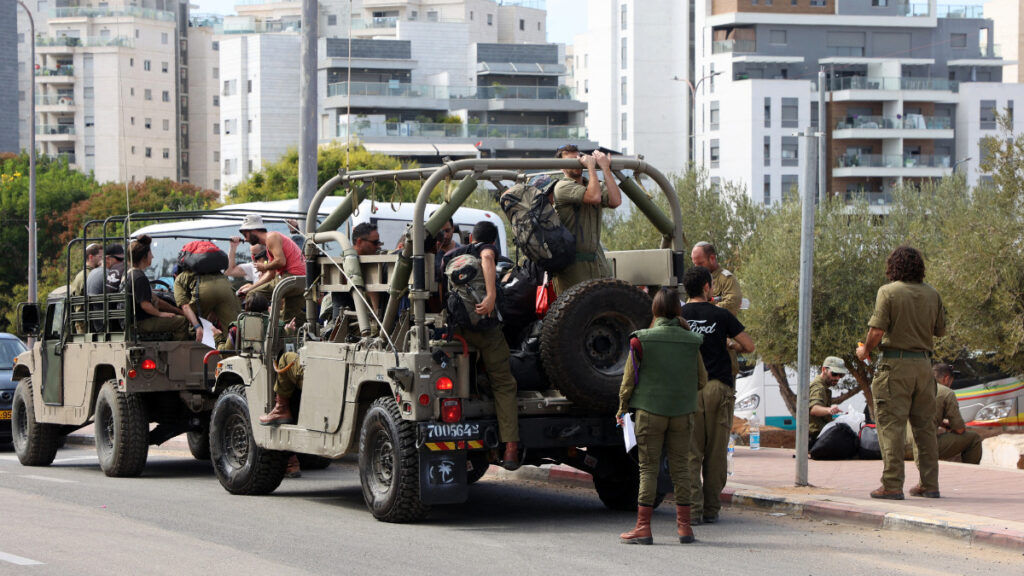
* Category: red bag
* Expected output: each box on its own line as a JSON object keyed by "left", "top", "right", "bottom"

{"left": 535, "top": 272, "right": 555, "bottom": 317}
{"left": 177, "top": 240, "right": 229, "bottom": 274}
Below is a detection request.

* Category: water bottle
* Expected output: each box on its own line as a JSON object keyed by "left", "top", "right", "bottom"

{"left": 750, "top": 411, "right": 761, "bottom": 451}
{"left": 727, "top": 435, "right": 736, "bottom": 476}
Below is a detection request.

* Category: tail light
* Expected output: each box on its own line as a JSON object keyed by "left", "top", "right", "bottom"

{"left": 418, "top": 394, "right": 430, "bottom": 406}
{"left": 440, "top": 399, "right": 462, "bottom": 423}
{"left": 127, "top": 369, "right": 137, "bottom": 379}
{"left": 141, "top": 359, "right": 157, "bottom": 371}
{"left": 435, "top": 376, "right": 453, "bottom": 392}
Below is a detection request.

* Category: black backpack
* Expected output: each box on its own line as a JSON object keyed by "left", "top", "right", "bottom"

{"left": 177, "top": 240, "right": 229, "bottom": 274}
{"left": 809, "top": 422, "right": 859, "bottom": 461}
{"left": 499, "top": 180, "right": 576, "bottom": 273}
{"left": 442, "top": 243, "right": 503, "bottom": 331}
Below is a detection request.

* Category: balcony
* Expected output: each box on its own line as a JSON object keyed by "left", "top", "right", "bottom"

{"left": 327, "top": 81, "right": 577, "bottom": 101}
{"left": 830, "top": 77, "right": 958, "bottom": 91}
{"left": 339, "top": 120, "right": 586, "bottom": 140}
{"left": 833, "top": 154, "right": 951, "bottom": 177}
{"left": 36, "top": 94, "right": 76, "bottom": 110}
{"left": 842, "top": 190, "right": 893, "bottom": 205}
{"left": 50, "top": 6, "right": 176, "bottom": 21}
{"left": 37, "top": 36, "right": 135, "bottom": 48}
{"left": 37, "top": 124, "right": 76, "bottom": 141}
{"left": 34, "top": 66, "right": 75, "bottom": 84}
{"left": 711, "top": 39, "right": 755, "bottom": 55}
{"left": 350, "top": 16, "right": 398, "bottom": 30}
{"left": 936, "top": 4, "right": 985, "bottom": 18}
{"left": 833, "top": 114, "right": 953, "bottom": 139}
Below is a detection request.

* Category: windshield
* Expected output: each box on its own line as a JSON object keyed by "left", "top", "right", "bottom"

{"left": 0, "top": 338, "right": 27, "bottom": 369}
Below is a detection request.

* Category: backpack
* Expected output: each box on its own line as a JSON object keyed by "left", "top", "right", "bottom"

{"left": 858, "top": 423, "right": 882, "bottom": 460}
{"left": 809, "top": 422, "right": 859, "bottom": 461}
{"left": 443, "top": 243, "right": 503, "bottom": 331}
{"left": 499, "top": 180, "right": 576, "bottom": 273}
{"left": 178, "top": 240, "right": 229, "bottom": 274}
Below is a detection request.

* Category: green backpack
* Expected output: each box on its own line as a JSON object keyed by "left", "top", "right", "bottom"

{"left": 443, "top": 244, "right": 503, "bottom": 331}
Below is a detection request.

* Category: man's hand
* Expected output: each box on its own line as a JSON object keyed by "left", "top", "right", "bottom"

{"left": 579, "top": 153, "right": 597, "bottom": 170}
{"left": 161, "top": 312, "right": 177, "bottom": 319}
{"left": 828, "top": 405, "right": 843, "bottom": 416}
{"left": 593, "top": 149, "right": 611, "bottom": 170}
{"left": 237, "top": 284, "right": 251, "bottom": 296}
{"left": 856, "top": 344, "right": 870, "bottom": 362}
{"left": 194, "top": 326, "right": 204, "bottom": 342}
{"left": 255, "top": 261, "right": 268, "bottom": 273}
{"left": 616, "top": 414, "right": 625, "bottom": 427}
{"left": 230, "top": 236, "right": 242, "bottom": 247}
{"left": 475, "top": 294, "right": 496, "bottom": 316}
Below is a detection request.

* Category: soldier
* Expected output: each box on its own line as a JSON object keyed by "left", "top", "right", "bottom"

{"left": 174, "top": 260, "right": 242, "bottom": 347}
{"left": 809, "top": 357, "right": 848, "bottom": 448}
{"left": 551, "top": 144, "right": 622, "bottom": 295}
{"left": 905, "top": 363, "right": 982, "bottom": 465}
{"left": 857, "top": 245, "right": 946, "bottom": 500}
{"left": 690, "top": 242, "right": 742, "bottom": 316}
{"left": 124, "top": 236, "right": 189, "bottom": 340}
{"left": 236, "top": 214, "right": 307, "bottom": 325}
{"left": 70, "top": 243, "right": 103, "bottom": 296}
{"left": 681, "top": 266, "right": 755, "bottom": 525}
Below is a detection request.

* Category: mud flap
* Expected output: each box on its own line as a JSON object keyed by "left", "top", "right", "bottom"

{"left": 419, "top": 450, "right": 468, "bottom": 505}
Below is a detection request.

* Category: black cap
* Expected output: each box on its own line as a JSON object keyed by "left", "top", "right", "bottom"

{"left": 105, "top": 244, "right": 125, "bottom": 260}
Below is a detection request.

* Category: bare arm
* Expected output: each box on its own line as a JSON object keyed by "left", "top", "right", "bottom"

{"left": 223, "top": 237, "right": 247, "bottom": 278}
{"left": 594, "top": 150, "right": 622, "bottom": 208}
{"left": 140, "top": 299, "right": 175, "bottom": 318}
{"left": 730, "top": 331, "right": 755, "bottom": 354}
{"left": 180, "top": 303, "right": 204, "bottom": 342}
{"left": 810, "top": 405, "right": 841, "bottom": 417}
{"left": 856, "top": 327, "right": 885, "bottom": 361}
{"left": 475, "top": 249, "right": 498, "bottom": 316}
{"left": 259, "top": 233, "right": 286, "bottom": 273}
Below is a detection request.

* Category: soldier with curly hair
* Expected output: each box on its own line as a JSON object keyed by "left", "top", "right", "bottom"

{"left": 857, "top": 246, "right": 947, "bottom": 500}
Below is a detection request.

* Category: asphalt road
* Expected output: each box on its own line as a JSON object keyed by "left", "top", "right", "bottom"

{"left": 0, "top": 443, "right": 1021, "bottom": 576}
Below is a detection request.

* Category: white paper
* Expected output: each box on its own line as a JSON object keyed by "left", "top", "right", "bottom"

{"left": 622, "top": 413, "right": 637, "bottom": 452}
{"left": 200, "top": 318, "right": 216, "bottom": 348}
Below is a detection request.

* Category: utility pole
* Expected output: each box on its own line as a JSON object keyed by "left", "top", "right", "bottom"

{"left": 795, "top": 129, "right": 819, "bottom": 486}
{"left": 17, "top": 1, "right": 37, "bottom": 315}
{"left": 818, "top": 69, "right": 827, "bottom": 205}
{"left": 298, "top": 0, "right": 318, "bottom": 220}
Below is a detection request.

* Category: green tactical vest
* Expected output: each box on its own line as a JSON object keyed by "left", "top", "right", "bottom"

{"left": 629, "top": 317, "right": 704, "bottom": 417}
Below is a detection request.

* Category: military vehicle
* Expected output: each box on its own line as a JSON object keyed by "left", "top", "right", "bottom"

{"left": 209, "top": 157, "right": 689, "bottom": 522}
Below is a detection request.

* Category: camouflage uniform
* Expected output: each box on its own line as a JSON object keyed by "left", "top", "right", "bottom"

{"left": 905, "top": 383, "right": 982, "bottom": 464}
{"left": 174, "top": 270, "right": 242, "bottom": 346}
{"left": 808, "top": 374, "right": 832, "bottom": 444}
{"left": 552, "top": 178, "right": 611, "bottom": 295}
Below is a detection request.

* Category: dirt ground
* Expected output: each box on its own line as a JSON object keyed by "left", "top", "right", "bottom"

{"left": 729, "top": 416, "right": 1008, "bottom": 449}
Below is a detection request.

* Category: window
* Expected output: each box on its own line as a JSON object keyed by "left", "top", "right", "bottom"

{"left": 872, "top": 0, "right": 889, "bottom": 5}
{"left": 214, "top": 151, "right": 220, "bottom": 162}
{"left": 162, "top": 148, "right": 170, "bottom": 159}
{"left": 17, "top": 32, "right": 24, "bottom": 43}
{"left": 213, "top": 67, "right": 219, "bottom": 80}
{"left": 248, "top": 159, "right": 254, "bottom": 173}
{"left": 247, "top": 119, "right": 253, "bottom": 134}
{"left": 135, "top": 28, "right": 140, "bottom": 38}
{"left": 427, "top": 11, "right": 438, "bottom": 21}
{"left": 247, "top": 79, "right": 252, "bottom": 93}
{"left": 162, "top": 62, "right": 168, "bottom": 73}
{"left": 213, "top": 95, "right": 220, "bottom": 107}
{"left": 620, "top": 3, "right": 627, "bottom": 30}
{"left": 145, "top": 118, "right": 151, "bottom": 129}
{"left": 212, "top": 41, "right": 219, "bottom": 51}
{"left": 710, "top": 139, "right": 720, "bottom": 168}
{"left": 213, "top": 123, "right": 220, "bottom": 135}
{"left": 781, "top": 98, "right": 799, "bottom": 127}
{"left": 487, "top": 13, "right": 493, "bottom": 26}
{"left": 470, "top": 11, "right": 474, "bottom": 20}
{"left": 129, "top": 57, "right": 134, "bottom": 67}
{"left": 621, "top": 37, "right": 627, "bottom": 68}
{"left": 145, "top": 89, "right": 152, "bottom": 101}
{"left": 951, "top": 33, "right": 967, "bottom": 49}
{"left": 781, "top": 175, "right": 799, "bottom": 200}
{"left": 1009, "top": 100, "right": 1014, "bottom": 123}
{"left": 792, "top": 0, "right": 797, "bottom": 5}
{"left": 327, "top": 14, "right": 337, "bottom": 26}
{"left": 621, "top": 113, "right": 628, "bottom": 139}
{"left": 538, "top": 22, "right": 541, "bottom": 31}
{"left": 763, "top": 176, "right": 771, "bottom": 205}
{"left": 810, "top": 0, "right": 826, "bottom": 6}
{"left": 764, "top": 136, "right": 771, "bottom": 166}
{"left": 131, "top": 145, "right": 136, "bottom": 155}
{"left": 85, "top": 145, "right": 95, "bottom": 157}
{"left": 161, "top": 32, "right": 168, "bottom": 44}
{"left": 710, "top": 177, "right": 721, "bottom": 197}
{"left": 129, "top": 87, "right": 134, "bottom": 97}
{"left": 770, "top": 30, "right": 787, "bottom": 45}
{"left": 163, "top": 119, "right": 169, "bottom": 131}
{"left": 18, "top": 90, "right": 24, "bottom": 102}
{"left": 162, "top": 90, "right": 170, "bottom": 103}
{"left": 980, "top": 100, "right": 997, "bottom": 129}
{"left": 620, "top": 76, "right": 628, "bottom": 105}
{"left": 145, "top": 147, "right": 152, "bottom": 158}
{"left": 520, "top": 19, "right": 525, "bottom": 31}
{"left": 764, "top": 98, "right": 771, "bottom": 127}
{"left": 131, "top": 116, "right": 135, "bottom": 126}
{"left": 710, "top": 101, "right": 720, "bottom": 130}
{"left": 144, "top": 60, "right": 151, "bottom": 71}
{"left": 781, "top": 136, "right": 799, "bottom": 166}
{"left": 223, "top": 80, "right": 233, "bottom": 96}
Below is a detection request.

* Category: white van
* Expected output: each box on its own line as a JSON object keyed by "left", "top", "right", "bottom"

{"left": 131, "top": 198, "right": 507, "bottom": 280}
{"left": 734, "top": 362, "right": 866, "bottom": 429}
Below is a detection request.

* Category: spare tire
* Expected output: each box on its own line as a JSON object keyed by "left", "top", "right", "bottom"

{"left": 540, "top": 278, "right": 652, "bottom": 413}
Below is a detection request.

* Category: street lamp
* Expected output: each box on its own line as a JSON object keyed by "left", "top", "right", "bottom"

{"left": 16, "top": 1, "right": 37, "bottom": 313}
{"left": 951, "top": 156, "right": 972, "bottom": 174}
{"left": 674, "top": 71, "right": 722, "bottom": 163}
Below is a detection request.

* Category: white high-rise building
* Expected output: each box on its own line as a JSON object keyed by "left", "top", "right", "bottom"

{"left": 188, "top": 25, "right": 223, "bottom": 191}
{"left": 984, "top": 0, "right": 1023, "bottom": 82}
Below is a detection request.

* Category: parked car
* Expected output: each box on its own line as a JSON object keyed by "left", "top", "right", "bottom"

{"left": 947, "top": 357, "right": 1023, "bottom": 427}
{"left": 735, "top": 362, "right": 865, "bottom": 429}
{"left": 0, "top": 333, "right": 30, "bottom": 445}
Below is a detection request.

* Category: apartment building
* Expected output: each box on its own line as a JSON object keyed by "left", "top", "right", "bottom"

{"left": 985, "top": 0, "right": 1023, "bottom": 82}
{"left": 2, "top": 1, "right": 18, "bottom": 153}
{"left": 188, "top": 25, "right": 223, "bottom": 191}
{"left": 695, "top": 0, "right": 1022, "bottom": 206}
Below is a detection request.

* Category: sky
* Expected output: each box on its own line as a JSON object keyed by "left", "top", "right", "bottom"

{"left": 191, "top": 0, "right": 588, "bottom": 45}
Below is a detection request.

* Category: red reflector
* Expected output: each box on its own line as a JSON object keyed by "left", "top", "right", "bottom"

{"left": 435, "top": 376, "right": 453, "bottom": 391}
{"left": 418, "top": 394, "right": 430, "bottom": 406}
{"left": 141, "top": 359, "right": 157, "bottom": 371}
{"left": 441, "top": 399, "right": 462, "bottom": 423}
{"left": 127, "top": 369, "right": 137, "bottom": 379}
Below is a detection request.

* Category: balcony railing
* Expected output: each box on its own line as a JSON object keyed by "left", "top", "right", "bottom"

{"left": 842, "top": 190, "right": 893, "bottom": 205}
{"left": 829, "top": 76, "right": 958, "bottom": 92}
{"left": 834, "top": 115, "right": 951, "bottom": 130}
{"left": 936, "top": 4, "right": 985, "bottom": 18}
{"left": 54, "top": 152, "right": 77, "bottom": 165}
{"left": 50, "top": 6, "right": 177, "bottom": 22}
{"left": 327, "top": 81, "right": 576, "bottom": 100}
{"left": 37, "top": 124, "right": 76, "bottom": 135}
{"left": 350, "top": 16, "right": 398, "bottom": 29}
{"left": 711, "top": 39, "right": 756, "bottom": 54}
{"left": 340, "top": 121, "right": 587, "bottom": 140}
{"left": 34, "top": 66, "right": 75, "bottom": 77}
{"left": 36, "top": 94, "right": 75, "bottom": 106}
{"left": 836, "top": 154, "right": 951, "bottom": 169}
{"left": 36, "top": 36, "right": 134, "bottom": 48}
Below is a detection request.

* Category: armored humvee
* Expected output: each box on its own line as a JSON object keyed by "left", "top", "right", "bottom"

{"left": 209, "top": 157, "right": 689, "bottom": 522}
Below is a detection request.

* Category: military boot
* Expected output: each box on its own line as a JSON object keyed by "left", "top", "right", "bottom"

{"left": 619, "top": 505, "right": 654, "bottom": 545}
{"left": 676, "top": 505, "right": 695, "bottom": 544}
{"left": 259, "top": 394, "right": 293, "bottom": 426}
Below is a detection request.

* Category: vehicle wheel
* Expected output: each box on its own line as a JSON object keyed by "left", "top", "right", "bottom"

{"left": 541, "top": 279, "right": 652, "bottom": 413}
{"left": 187, "top": 430, "right": 211, "bottom": 461}
{"left": 590, "top": 447, "right": 665, "bottom": 511}
{"left": 296, "top": 454, "right": 332, "bottom": 470}
{"left": 94, "top": 379, "right": 149, "bottom": 477}
{"left": 12, "top": 378, "right": 61, "bottom": 466}
{"left": 358, "top": 396, "right": 429, "bottom": 522}
{"left": 466, "top": 451, "right": 490, "bottom": 485}
{"left": 209, "top": 385, "right": 287, "bottom": 495}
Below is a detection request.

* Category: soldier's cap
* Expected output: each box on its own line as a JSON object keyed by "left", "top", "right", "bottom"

{"left": 823, "top": 356, "right": 849, "bottom": 375}
{"left": 104, "top": 244, "right": 125, "bottom": 260}
{"left": 238, "top": 214, "right": 266, "bottom": 232}
{"left": 555, "top": 143, "right": 579, "bottom": 158}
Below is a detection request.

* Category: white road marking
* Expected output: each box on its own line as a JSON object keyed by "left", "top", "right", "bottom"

{"left": 0, "top": 551, "right": 44, "bottom": 566}
{"left": 18, "top": 475, "right": 77, "bottom": 484}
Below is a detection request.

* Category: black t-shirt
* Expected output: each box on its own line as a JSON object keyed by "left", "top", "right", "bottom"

{"left": 125, "top": 269, "right": 154, "bottom": 321}
{"left": 681, "top": 301, "right": 745, "bottom": 386}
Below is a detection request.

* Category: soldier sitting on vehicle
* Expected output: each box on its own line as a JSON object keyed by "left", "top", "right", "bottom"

{"left": 125, "top": 236, "right": 190, "bottom": 340}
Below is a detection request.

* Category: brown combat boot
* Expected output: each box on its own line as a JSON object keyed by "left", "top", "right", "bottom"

{"left": 676, "top": 505, "right": 695, "bottom": 544}
{"left": 619, "top": 505, "right": 654, "bottom": 545}
{"left": 285, "top": 454, "right": 302, "bottom": 478}
{"left": 502, "top": 441, "right": 521, "bottom": 471}
{"left": 259, "top": 394, "right": 293, "bottom": 426}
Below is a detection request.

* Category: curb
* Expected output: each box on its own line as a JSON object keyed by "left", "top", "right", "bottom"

{"left": 721, "top": 486, "right": 1024, "bottom": 551}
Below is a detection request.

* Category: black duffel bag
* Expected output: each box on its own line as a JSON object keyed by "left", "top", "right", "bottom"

{"left": 809, "top": 422, "right": 859, "bottom": 461}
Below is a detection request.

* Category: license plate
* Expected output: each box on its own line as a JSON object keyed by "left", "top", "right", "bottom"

{"left": 424, "top": 422, "right": 480, "bottom": 440}
{"left": 0, "top": 410, "right": 10, "bottom": 421}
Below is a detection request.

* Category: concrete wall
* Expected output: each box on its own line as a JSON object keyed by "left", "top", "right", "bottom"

{"left": 984, "top": 0, "right": 1022, "bottom": 82}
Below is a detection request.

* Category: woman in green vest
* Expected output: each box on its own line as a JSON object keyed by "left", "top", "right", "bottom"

{"left": 617, "top": 287, "right": 706, "bottom": 545}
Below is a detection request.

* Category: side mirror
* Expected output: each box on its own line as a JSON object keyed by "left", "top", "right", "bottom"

{"left": 17, "top": 302, "right": 41, "bottom": 338}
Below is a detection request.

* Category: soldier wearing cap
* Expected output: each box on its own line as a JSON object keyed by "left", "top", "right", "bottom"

{"left": 70, "top": 243, "right": 103, "bottom": 297}
{"left": 857, "top": 246, "right": 946, "bottom": 500}
{"left": 809, "top": 356, "right": 849, "bottom": 448}
{"left": 86, "top": 244, "right": 126, "bottom": 296}
{"left": 551, "top": 144, "right": 622, "bottom": 295}
{"left": 236, "top": 214, "right": 307, "bottom": 326}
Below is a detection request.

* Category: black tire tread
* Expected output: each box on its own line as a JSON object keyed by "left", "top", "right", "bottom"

{"left": 296, "top": 453, "right": 332, "bottom": 470}
{"left": 12, "top": 378, "right": 61, "bottom": 466}
{"left": 95, "top": 380, "right": 149, "bottom": 477}
{"left": 358, "top": 396, "right": 429, "bottom": 523}
{"left": 466, "top": 452, "right": 490, "bottom": 485}
{"left": 187, "top": 429, "right": 211, "bottom": 461}
{"left": 210, "top": 385, "right": 288, "bottom": 495}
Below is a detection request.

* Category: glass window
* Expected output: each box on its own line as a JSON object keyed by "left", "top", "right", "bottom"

{"left": 162, "top": 90, "right": 170, "bottom": 102}
{"left": 162, "top": 62, "right": 168, "bottom": 73}
{"left": 810, "top": 0, "right": 826, "bottom": 6}
{"left": 145, "top": 147, "right": 152, "bottom": 158}
{"left": 144, "top": 89, "right": 152, "bottom": 101}
{"left": 710, "top": 139, "right": 720, "bottom": 168}
{"left": 163, "top": 148, "right": 170, "bottom": 159}
{"left": 214, "top": 123, "right": 220, "bottom": 135}
{"left": 620, "top": 3, "right": 627, "bottom": 30}
{"left": 763, "top": 176, "right": 771, "bottom": 205}
{"left": 487, "top": 13, "right": 493, "bottom": 26}
{"left": 327, "top": 14, "right": 337, "bottom": 26}
{"left": 213, "top": 95, "right": 219, "bottom": 107}
{"left": 782, "top": 98, "right": 799, "bottom": 127}
{"left": 621, "top": 37, "right": 627, "bottom": 68}
{"left": 781, "top": 175, "right": 799, "bottom": 200}
{"left": 163, "top": 119, "right": 169, "bottom": 131}
{"left": 764, "top": 136, "right": 771, "bottom": 166}
{"left": 764, "top": 97, "right": 771, "bottom": 127}
{"left": 520, "top": 19, "right": 525, "bottom": 31}
{"left": 161, "top": 32, "right": 168, "bottom": 44}
{"left": 710, "top": 101, "right": 720, "bottom": 130}
{"left": 620, "top": 76, "right": 628, "bottom": 105}
{"left": 212, "top": 41, "right": 219, "bottom": 51}
{"left": 980, "top": 100, "right": 997, "bottom": 129}
{"left": 144, "top": 60, "right": 151, "bottom": 71}
{"left": 621, "top": 112, "right": 627, "bottom": 139}
{"left": 781, "top": 136, "right": 799, "bottom": 166}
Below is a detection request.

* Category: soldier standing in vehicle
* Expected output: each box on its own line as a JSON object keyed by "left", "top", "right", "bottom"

{"left": 125, "top": 236, "right": 190, "bottom": 340}
{"left": 236, "top": 214, "right": 307, "bottom": 325}
{"left": 617, "top": 287, "right": 706, "bottom": 545}
{"left": 174, "top": 261, "right": 242, "bottom": 348}
{"left": 444, "top": 221, "right": 521, "bottom": 469}
{"left": 809, "top": 357, "right": 849, "bottom": 448}
{"left": 86, "top": 244, "right": 127, "bottom": 296}
{"left": 681, "top": 266, "right": 755, "bottom": 525}
{"left": 70, "top": 243, "right": 103, "bottom": 296}
{"left": 857, "top": 245, "right": 946, "bottom": 500}
{"left": 551, "top": 144, "right": 622, "bottom": 295}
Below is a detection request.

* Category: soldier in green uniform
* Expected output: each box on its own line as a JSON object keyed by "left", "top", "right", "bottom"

{"left": 808, "top": 356, "right": 848, "bottom": 448}
{"left": 175, "top": 268, "right": 242, "bottom": 347}
{"left": 70, "top": 243, "right": 103, "bottom": 296}
{"left": 617, "top": 287, "right": 706, "bottom": 545}
{"left": 904, "top": 363, "right": 982, "bottom": 465}
{"left": 691, "top": 242, "right": 743, "bottom": 377}
{"left": 551, "top": 144, "right": 622, "bottom": 295}
{"left": 125, "top": 236, "right": 190, "bottom": 341}
{"left": 857, "top": 245, "right": 946, "bottom": 500}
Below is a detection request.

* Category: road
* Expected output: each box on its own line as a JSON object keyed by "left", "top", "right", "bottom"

{"left": 0, "top": 443, "right": 1020, "bottom": 576}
